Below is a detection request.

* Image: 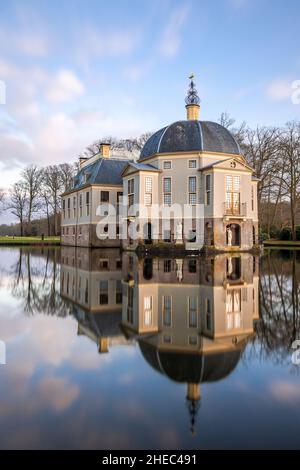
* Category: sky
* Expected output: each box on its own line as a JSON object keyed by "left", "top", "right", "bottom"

{"left": 0, "top": 0, "right": 300, "bottom": 196}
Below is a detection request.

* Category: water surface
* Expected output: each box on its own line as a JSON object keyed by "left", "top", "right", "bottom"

{"left": 0, "top": 247, "right": 299, "bottom": 449}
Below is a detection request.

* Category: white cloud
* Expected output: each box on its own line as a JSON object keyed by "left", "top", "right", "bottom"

{"left": 270, "top": 380, "right": 300, "bottom": 404}
{"left": 266, "top": 79, "right": 293, "bottom": 101}
{"left": 159, "top": 4, "right": 190, "bottom": 59}
{"left": 123, "top": 62, "right": 152, "bottom": 83}
{"left": 78, "top": 28, "right": 139, "bottom": 59}
{"left": 45, "top": 69, "right": 85, "bottom": 103}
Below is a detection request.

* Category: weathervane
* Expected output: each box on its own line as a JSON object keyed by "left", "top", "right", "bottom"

{"left": 185, "top": 73, "right": 200, "bottom": 105}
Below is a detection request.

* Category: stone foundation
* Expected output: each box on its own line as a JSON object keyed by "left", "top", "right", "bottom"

{"left": 61, "top": 224, "right": 122, "bottom": 248}
{"left": 122, "top": 217, "right": 258, "bottom": 252}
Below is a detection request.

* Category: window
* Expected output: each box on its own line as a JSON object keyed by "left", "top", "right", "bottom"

{"left": 128, "top": 179, "right": 134, "bottom": 207}
{"left": 163, "top": 296, "right": 172, "bottom": 326}
{"left": 62, "top": 199, "right": 66, "bottom": 219}
{"left": 99, "top": 280, "right": 108, "bottom": 305}
{"left": 73, "top": 196, "right": 76, "bottom": 218}
{"left": 67, "top": 198, "right": 70, "bottom": 218}
{"left": 144, "top": 177, "right": 152, "bottom": 206}
{"left": 189, "top": 336, "right": 198, "bottom": 346}
{"left": 189, "top": 159, "right": 197, "bottom": 169}
{"left": 188, "top": 176, "right": 197, "bottom": 205}
{"left": 99, "top": 259, "right": 109, "bottom": 270}
{"left": 188, "top": 297, "right": 197, "bottom": 327}
{"left": 86, "top": 191, "right": 90, "bottom": 216}
{"left": 79, "top": 194, "right": 83, "bottom": 217}
{"left": 251, "top": 186, "right": 254, "bottom": 211}
{"left": 163, "top": 334, "right": 172, "bottom": 344}
{"left": 79, "top": 226, "right": 82, "bottom": 236}
{"left": 205, "top": 175, "right": 211, "bottom": 205}
{"left": 163, "top": 177, "right": 171, "bottom": 206}
{"left": 188, "top": 259, "right": 197, "bottom": 273}
{"left": 116, "top": 259, "right": 122, "bottom": 269}
{"left": 62, "top": 227, "right": 64, "bottom": 235}
{"left": 206, "top": 298, "right": 212, "bottom": 330}
{"left": 226, "top": 289, "right": 241, "bottom": 329}
{"left": 163, "top": 161, "right": 172, "bottom": 170}
{"left": 85, "top": 279, "right": 89, "bottom": 304}
{"left": 101, "top": 191, "right": 109, "bottom": 203}
{"left": 225, "top": 175, "right": 240, "bottom": 214}
{"left": 127, "top": 286, "right": 134, "bottom": 323}
{"left": 163, "top": 230, "right": 171, "bottom": 242}
{"left": 163, "top": 259, "right": 172, "bottom": 272}
{"left": 116, "top": 280, "right": 122, "bottom": 304}
{"left": 117, "top": 192, "right": 123, "bottom": 215}
{"left": 144, "top": 296, "right": 153, "bottom": 326}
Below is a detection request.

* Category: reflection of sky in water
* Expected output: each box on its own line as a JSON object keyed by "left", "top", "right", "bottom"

{"left": 0, "top": 247, "right": 299, "bottom": 449}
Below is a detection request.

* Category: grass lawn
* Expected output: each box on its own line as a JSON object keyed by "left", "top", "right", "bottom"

{"left": 0, "top": 236, "right": 60, "bottom": 245}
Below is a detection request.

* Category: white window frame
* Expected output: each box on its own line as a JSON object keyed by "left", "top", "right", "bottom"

{"left": 163, "top": 295, "right": 172, "bottom": 327}
{"left": 144, "top": 176, "right": 152, "bottom": 206}
{"left": 205, "top": 174, "right": 211, "bottom": 206}
{"left": 163, "top": 177, "right": 172, "bottom": 206}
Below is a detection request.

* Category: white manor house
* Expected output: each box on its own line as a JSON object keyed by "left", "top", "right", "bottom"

{"left": 61, "top": 78, "right": 258, "bottom": 252}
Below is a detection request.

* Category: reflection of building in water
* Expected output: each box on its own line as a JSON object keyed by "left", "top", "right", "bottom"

{"left": 122, "top": 252, "right": 259, "bottom": 434}
{"left": 60, "top": 247, "right": 129, "bottom": 353}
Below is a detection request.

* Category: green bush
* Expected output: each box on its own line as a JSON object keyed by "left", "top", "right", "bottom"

{"left": 296, "top": 226, "right": 300, "bottom": 241}
{"left": 269, "top": 226, "right": 280, "bottom": 239}
{"left": 259, "top": 231, "right": 269, "bottom": 241}
{"left": 279, "top": 227, "right": 292, "bottom": 241}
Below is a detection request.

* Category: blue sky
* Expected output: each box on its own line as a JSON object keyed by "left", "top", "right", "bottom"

{"left": 0, "top": 0, "right": 300, "bottom": 191}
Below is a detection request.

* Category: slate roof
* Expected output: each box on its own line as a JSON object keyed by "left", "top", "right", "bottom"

{"left": 139, "top": 341, "right": 243, "bottom": 384}
{"left": 63, "top": 157, "right": 131, "bottom": 195}
{"left": 139, "top": 120, "right": 241, "bottom": 161}
{"left": 122, "top": 161, "right": 161, "bottom": 175}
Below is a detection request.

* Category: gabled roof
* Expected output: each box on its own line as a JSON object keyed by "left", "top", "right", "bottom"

{"left": 199, "top": 157, "right": 254, "bottom": 173}
{"left": 63, "top": 157, "right": 131, "bottom": 195}
{"left": 121, "top": 161, "right": 161, "bottom": 177}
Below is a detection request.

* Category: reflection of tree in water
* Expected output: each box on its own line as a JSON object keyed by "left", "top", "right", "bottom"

{"left": 247, "top": 250, "right": 300, "bottom": 368}
{"left": 8, "top": 248, "right": 70, "bottom": 317}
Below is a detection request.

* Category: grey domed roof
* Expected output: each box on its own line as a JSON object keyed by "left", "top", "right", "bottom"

{"left": 139, "top": 120, "right": 240, "bottom": 161}
{"left": 139, "top": 341, "right": 243, "bottom": 384}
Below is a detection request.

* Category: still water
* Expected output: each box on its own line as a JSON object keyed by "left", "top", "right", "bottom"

{"left": 0, "top": 246, "right": 299, "bottom": 449}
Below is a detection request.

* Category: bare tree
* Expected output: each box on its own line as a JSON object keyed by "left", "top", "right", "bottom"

{"left": 0, "top": 189, "right": 4, "bottom": 213}
{"left": 59, "top": 163, "right": 77, "bottom": 192}
{"left": 21, "top": 165, "right": 42, "bottom": 234}
{"left": 79, "top": 132, "right": 153, "bottom": 161}
{"left": 276, "top": 121, "right": 300, "bottom": 240}
{"left": 7, "top": 182, "right": 28, "bottom": 236}
{"left": 42, "top": 166, "right": 63, "bottom": 236}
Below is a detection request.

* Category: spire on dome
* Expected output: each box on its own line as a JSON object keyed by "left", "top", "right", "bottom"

{"left": 185, "top": 74, "right": 200, "bottom": 120}
{"left": 185, "top": 74, "right": 200, "bottom": 106}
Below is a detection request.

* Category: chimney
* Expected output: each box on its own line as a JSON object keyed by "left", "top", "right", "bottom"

{"left": 100, "top": 142, "right": 111, "bottom": 158}
{"left": 79, "top": 156, "right": 88, "bottom": 168}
